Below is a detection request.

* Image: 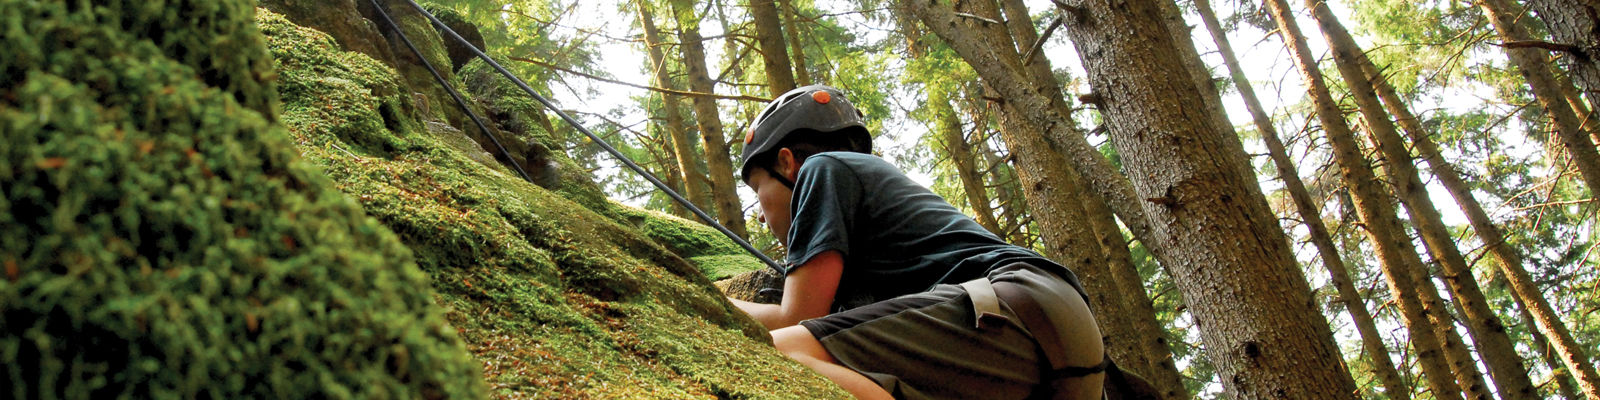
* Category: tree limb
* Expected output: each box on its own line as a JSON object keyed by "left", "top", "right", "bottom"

{"left": 509, "top": 56, "right": 772, "bottom": 103}
{"left": 1495, "top": 40, "right": 1585, "bottom": 54}
{"left": 1021, "top": 16, "right": 1065, "bottom": 66}
{"left": 954, "top": 12, "right": 1001, "bottom": 25}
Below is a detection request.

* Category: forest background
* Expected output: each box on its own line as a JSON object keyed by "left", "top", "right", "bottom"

{"left": 325, "top": 0, "right": 1596, "bottom": 398}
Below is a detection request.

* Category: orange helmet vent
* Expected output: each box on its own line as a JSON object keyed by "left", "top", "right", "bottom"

{"left": 812, "top": 90, "right": 832, "bottom": 104}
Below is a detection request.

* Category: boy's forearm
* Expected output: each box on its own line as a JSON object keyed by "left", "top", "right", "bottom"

{"left": 729, "top": 297, "right": 788, "bottom": 330}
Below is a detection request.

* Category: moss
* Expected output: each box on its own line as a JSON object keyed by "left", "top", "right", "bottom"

{"left": 262, "top": 9, "right": 844, "bottom": 398}
{"left": 0, "top": 2, "right": 484, "bottom": 398}
{"left": 690, "top": 255, "right": 768, "bottom": 281}
{"left": 458, "top": 58, "right": 611, "bottom": 213}
{"left": 375, "top": 1, "right": 466, "bottom": 126}
{"left": 609, "top": 206, "right": 765, "bottom": 280}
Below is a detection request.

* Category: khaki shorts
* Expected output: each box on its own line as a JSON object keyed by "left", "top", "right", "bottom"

{"left": 799, "top": 263, "right": 1088, "bottom": 400}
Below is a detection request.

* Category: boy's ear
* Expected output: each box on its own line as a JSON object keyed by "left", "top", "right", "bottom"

{"left": 775, "top": 148, "right": 799, "bottom": 181}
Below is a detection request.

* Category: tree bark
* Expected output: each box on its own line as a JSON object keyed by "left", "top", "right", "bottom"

{"left": 1492, "top": 0, "right": 1600, "bottom": 198}
{"left": 1507, "top": 279, "right": 1585, "bottom": 400}
{"left": 935, "top": 91, "right": 1004, "bottom": 236}
{"left": 992, "top": 0, "right": 1189, "bottom": 394}
{"left": 1526, "top": 0, "right": 1600, "bottom": 107}
{"left": 747, "top": 0, "right": 796, "bottom": 96}
{"left": 934, "top": 0, "right": 1122, "bottom": 372}
{"left": 673, "top": 2, "right": 750, "bottom": 239}
{"left": 1360, "top": 50, "right": 1600, "bottom": 400}
{"left": 1092, "top": 195, "right": 1189, "bottom": 400}
{"left": 1153, "top": 0, "right": 1257, "bottom": 183}
{"left": 639, "top": 0, "right": 713, "bottom": 215}
{"left": 777, "top": 0, "right": 811, "bottom": 86}
{"left": 907, "top": 0, "right": 1363, "bottom": 396}
{"left": 1192, "top": 0, "right": 1413, "bottom": 397}
{"left": 1306, "top": 3, "right": 1536, "bottom": 399}
{"left": 1264, "top": 0, "right": 1471, "bottom": 399}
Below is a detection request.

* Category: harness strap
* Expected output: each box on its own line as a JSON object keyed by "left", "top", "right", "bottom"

{"left": 959, "top": 279, "right": 1008, "bottom": 328}
{"left": 990, "top": 280, "right": 1107, "bottom": 378}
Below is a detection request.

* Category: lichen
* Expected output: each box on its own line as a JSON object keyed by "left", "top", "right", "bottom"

{"left": 0, "top": 2, "right": 484, "bottom": 398}
{"left": 260, "top": 8, "right": 845, "bottom": 399}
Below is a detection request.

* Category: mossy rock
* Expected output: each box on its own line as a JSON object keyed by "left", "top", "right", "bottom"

{"left": 0, "top": 2, "right": 484, "bottom": 398}
{"left": 607, "top": 206, "right": 766, "bottom": 281}
{"left": 261, "top": 9, "right": 847, "bottom": 399}
{"left": 259, "top": 0, "right": 397, "bottom": 66}
{"left": 458, "top": 58, "right": 612, "bottom": 214}
{"left": 421, "top": 4, "right": 488, "bottom": 72}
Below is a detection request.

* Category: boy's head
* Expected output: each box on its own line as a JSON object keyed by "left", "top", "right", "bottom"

{"left": 739, "top": 85, "right": 871, "bottom": 246}
{"left": 739, "top": 85, "right": 872, "bottom": 186}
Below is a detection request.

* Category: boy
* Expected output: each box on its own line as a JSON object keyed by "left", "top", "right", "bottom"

{"left": 728, "top": 85, "right": 1107, "bottom": 400}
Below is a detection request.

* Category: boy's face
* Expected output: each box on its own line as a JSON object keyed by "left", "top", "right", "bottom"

{"left": 745, "top": 148, "right": 798, "bottom": 248}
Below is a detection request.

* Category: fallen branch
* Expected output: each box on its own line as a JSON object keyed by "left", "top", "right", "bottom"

{"left": 509, "top": 56, "right": 772, "bottom": 103}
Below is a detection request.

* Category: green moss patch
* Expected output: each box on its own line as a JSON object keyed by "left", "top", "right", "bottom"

{"left": 0, "top": 2, "right": 484, "bottom": 398}
{"left": 608, "top": 206, "right": 766, "bottom": 280}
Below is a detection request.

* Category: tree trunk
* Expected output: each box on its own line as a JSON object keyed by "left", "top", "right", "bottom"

{"left": 777, "top": 0, "right": 811, "bottom": 86}
{"left": 1265, "top": 0, "right": 1470, "bottom": 399}
{"left": 1306, "top": 3, "right": 1536, "bottom": 399}
{"left": 1491, "top": 0, "right": 1600, "bottom": 197}
{"left": 1191, "top": 0, "right": 1413, "bottom": 397}
{"left": 1153, "top": 0, "right": 1256, "bottom": 183}
{"left": 1361, "top": 49, "right": 1600, "bottom": 400}
{"left": 993, "top": 0, "right": 1189, "bottom": 394}
{"left": 674, "top": 2, "right": 750, "bottom": 239}
{"left": 979, "top": 136, "right": 1034, "bottom": 246}
{"left": 639, "top": 0, "right": 712, "bottom": 215}
{"left": 1093, "top": 196, "right": 1190, "bottom": 400}
{"left": 747, "top": 0, "right": 796, "bottom": 96}
{"left": 934, "top": 0, "right": 1123, "bottom": 371}
{"left": 1508, "top": 279, "right": 1585, "bottom": 400}
{"left": 935, "top": 92, "right": 1004, "bottom": 235}
{"left": 994, "top": 99, "right": 1136, "bottom": 375}
{"left": 907, "top": 0, "right": 1363, "bottom": 396}
{"left": 1526, "top": 0, "right": 1600, "bottom": 108}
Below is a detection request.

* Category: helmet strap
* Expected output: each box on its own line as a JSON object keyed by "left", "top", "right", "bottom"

{"left": 763, "top": 165, "right": 796, "bottom": 190}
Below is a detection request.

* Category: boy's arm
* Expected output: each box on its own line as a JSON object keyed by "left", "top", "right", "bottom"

{"left": 730, "top": 250, "right": 844, "bottom": 330}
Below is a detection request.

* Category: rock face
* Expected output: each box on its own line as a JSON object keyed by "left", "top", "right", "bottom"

{"left": 259, "top": 0, "right": 397, "bottom": 65}
{"left": 0, "top": 1, "right": 484, "bottom": 398}
{"left": 2, "top": 0, "right": 843, "bottom": 397}
{"left": 424, "top": 6, "right": 490, "bottom": 72}
{"left": 258, "top": 7, "right": 845, "bottom": 398}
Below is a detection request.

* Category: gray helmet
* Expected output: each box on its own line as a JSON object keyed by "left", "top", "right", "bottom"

{"left": 739, "top": 84, "right": 870, "bottom": 180}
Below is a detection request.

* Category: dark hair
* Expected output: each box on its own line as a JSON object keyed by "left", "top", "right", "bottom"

{"left": 742, "top": 127, "right": 871, "bottom": 182}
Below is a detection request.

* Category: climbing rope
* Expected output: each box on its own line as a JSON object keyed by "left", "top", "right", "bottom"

{"left": 371, "top": 0, "right": 787, "bottom": 275}
{"left": 368, "top": 0, "right": 536, "bottom": 185}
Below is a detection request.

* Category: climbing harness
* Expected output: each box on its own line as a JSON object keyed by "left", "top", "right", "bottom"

{"left": 371, "top": 0, "right": 786, "bottom": 275}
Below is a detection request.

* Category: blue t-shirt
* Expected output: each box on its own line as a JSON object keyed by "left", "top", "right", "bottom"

{"left": 784, "top": 152, "right": 1080, "bottom": 311}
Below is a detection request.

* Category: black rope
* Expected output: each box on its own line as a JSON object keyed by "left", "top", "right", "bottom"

{"left": 367, "top": 0, "right": 536, "bottom": 184}
{"left": 376, "top": 0, "right": 787, "bottom": 275}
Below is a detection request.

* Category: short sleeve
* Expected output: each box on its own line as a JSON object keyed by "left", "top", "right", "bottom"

{"left": 784, "top": 154, "right": 863, "bottom": 273}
